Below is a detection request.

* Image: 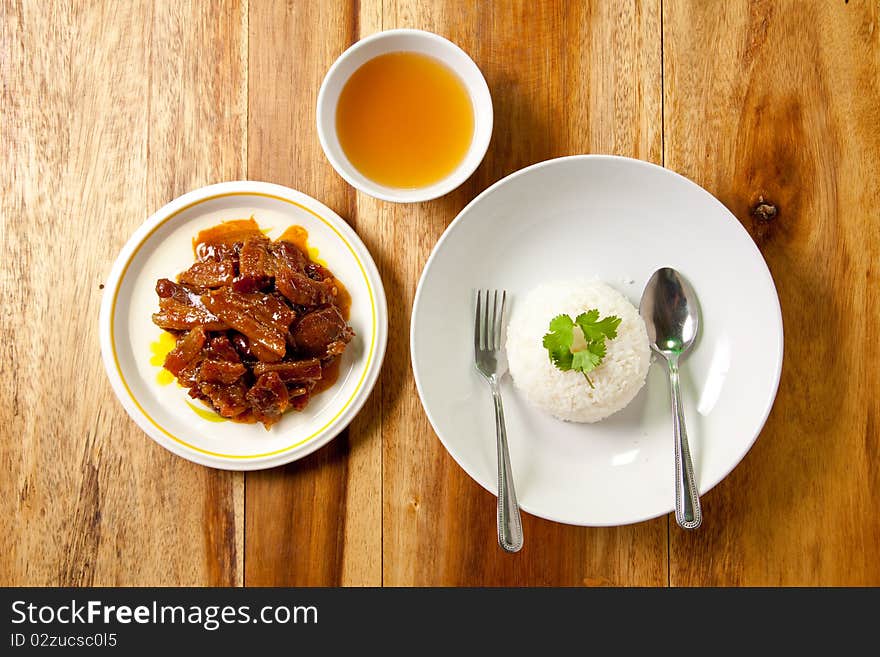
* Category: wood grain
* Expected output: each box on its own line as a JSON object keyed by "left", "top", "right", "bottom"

{"left": 0, "top": 0, "right": 246, "bottom": 585}
{"left": 665, "top": 0, "right": 880, "bottom": 585}
{"left": 376, "top": 0, "right": 667, "bottom": 586}
{"left": 245, "top": 0, "right": 383, "bottom": 586}
{"left": 3, "top": 0, "right": 878, "bottom": 587}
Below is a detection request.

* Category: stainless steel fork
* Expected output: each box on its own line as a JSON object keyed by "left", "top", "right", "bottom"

{"left": 473, "top": 289, "right": 523, "bottom": 553}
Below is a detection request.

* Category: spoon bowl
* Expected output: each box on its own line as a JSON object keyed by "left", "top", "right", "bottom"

{"left": 640, "top": 267, "right": 700, "bottom": 357}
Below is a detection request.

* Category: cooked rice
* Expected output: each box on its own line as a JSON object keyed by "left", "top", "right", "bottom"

{"left": 506, "top": 280, "right": 651, "bottom": 423}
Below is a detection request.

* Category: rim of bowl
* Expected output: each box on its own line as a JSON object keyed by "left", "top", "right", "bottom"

{"left": 99, "top": 180, "right": 389, "bottom": 471}
{"left": 410, "top": 154, "right": 785, "bottom": 526}
{"left": 316, "top": 28, "right": 493, "bottom": 203}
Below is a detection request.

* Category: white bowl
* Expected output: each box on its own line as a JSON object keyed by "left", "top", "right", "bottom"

{"left": 316, "top": 29, "right": 493, "bottom": 203}
{"left": 411, "top": 155, "right": 784, "bottom": 526}
{"left": 99, "top": 181, "right": 388, "bottom": 470}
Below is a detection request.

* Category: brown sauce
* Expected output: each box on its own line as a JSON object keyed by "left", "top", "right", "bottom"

{"left": 194, "top": 218, "right": 265, "bottom": 258}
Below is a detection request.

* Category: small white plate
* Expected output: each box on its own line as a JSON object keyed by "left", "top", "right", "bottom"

{"left": 100, "top": 181, "right": 387, "bottom": 470}
{"left": 411, "top": 155, "right": 783, "bottom": 526}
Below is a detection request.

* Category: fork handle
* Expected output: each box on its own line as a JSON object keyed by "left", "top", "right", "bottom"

{"left": 491, "top": 383, "right": 523, "bottom": 553}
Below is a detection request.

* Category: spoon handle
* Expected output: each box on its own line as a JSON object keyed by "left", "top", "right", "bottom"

{"left": 667, "top": 358, "right": 702, "bottom": 529}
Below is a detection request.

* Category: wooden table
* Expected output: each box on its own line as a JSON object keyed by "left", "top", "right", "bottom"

{"left": 2, "top": 0, "right": 878, "bottom": 587}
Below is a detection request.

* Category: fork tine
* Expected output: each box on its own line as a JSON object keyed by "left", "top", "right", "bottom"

{"left": 495, "top": 290, "right": 505, "bottom": 349}
{"left": 474, "top": 289, "right": 482, "bottom": 352}
{"left": 490, "top": 290, "right": 498, "bottom": 350}
{"left": 481, "top": 289, "right": 489, "bottom": 350}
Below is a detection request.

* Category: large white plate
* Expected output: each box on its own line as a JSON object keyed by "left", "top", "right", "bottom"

{"left": 100, "top": 181, "right": 387, "bottom": 470}
{"left": 411, "top": 155, "right": 783, "bottom": 526}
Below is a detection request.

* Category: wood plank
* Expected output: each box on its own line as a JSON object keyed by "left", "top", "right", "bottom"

{"left": 245, "top": 0, "right": 383, "bottom": 586}
{"left": 378, "top": 0, "right": 667, "bottom": 586}
{"left": 0, "top": 0, "right": 246, "bottom": 585}
{"left": 147, "top": 0, "right": 248, "bottom": 587}
{"left": 665, "top": 0, "right": 880, "bottom": 585}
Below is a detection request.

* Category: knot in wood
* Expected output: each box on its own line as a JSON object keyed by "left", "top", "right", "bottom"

{"left": 751, "top": 199, "right": 778, "bottom": 222}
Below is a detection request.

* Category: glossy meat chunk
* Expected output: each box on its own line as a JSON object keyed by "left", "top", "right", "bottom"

{"left": 292, "top": 306, "right": 353, "bottom": 358}
{"left": 196, "top": 241, "right": 239, "bottom": 263}
{"left": 152, "top": 298, "right": 229, "bottom": 332}
{"left": 178, "top": 359, "right": 204, "bottom": 388}
{"left": 305, "top": 261, "right": 334, "bottom": 282}
{"left": 289, "top": 390, "right": 311, "bottom": 412}
{"left": 152, "top": 279, "right": 228, "bottom": 331}
{"left": 201, "top": 287, "right": 293, "bottom": 362}
{"left": 204, "top": 335, "right": 241, "bottom": 363}
{"left": 163, "top": 327, "right": 206, "bottom": 376}
{"left": 198, "top": 381, "right": 249, "bottom": 418}
{"left": 246, "top": 372, "right": 289, "bottom": 427}
{"left": 156, "top": 278, "right": 181, "bottom": 299}
{"left": 276, "top": 270, "right": 336, "bottom": 307}
{"left": 177, "top": 258, "right": 236, "bottom": 289}
{"left": 198, "top": 359, "right": 247, "bottom": 384}
{"left": 252, "top": 358, "right": 322, "bottom": 382}
{"left": 269, "top": 241, "right": 309, "bottom": 276}
{"left": 238, "top": 236, "right": 275, "bottom": 285}
{"left": 326, "top": 339, "right": 349, "bottom": 358}
{"left": 230, "top": 333, "right": 255, "bottom": 361}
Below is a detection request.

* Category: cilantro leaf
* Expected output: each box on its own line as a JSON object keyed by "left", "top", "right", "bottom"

{"left": 575, "top": 311, "right": 621, "bottom": 342}
{"left": 587, "top": 336, "right": 607, "bottom": 363}
{"left": 571, "top": 348, "right": 602, "bottom": 372}
{"left": 542, "top": 314, "right": 575, "bottom": 370}
{"left": 542, "top": 309, "right": 622, "bottom": 388}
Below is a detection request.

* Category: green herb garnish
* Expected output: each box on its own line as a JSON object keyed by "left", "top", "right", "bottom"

{"left": 542, "top": 310, "right": 622, "bottom": 388}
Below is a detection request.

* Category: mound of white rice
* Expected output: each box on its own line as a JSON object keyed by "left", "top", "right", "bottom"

{"left": 506, "top": 280, "right": 651, "bottom": 423}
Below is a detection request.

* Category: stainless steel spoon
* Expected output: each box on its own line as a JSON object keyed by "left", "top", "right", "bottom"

{"left": 640, "top": 267, "right": 702, "bottom": 530}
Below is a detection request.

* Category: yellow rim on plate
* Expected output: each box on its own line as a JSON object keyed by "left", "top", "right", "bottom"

{"left": 111, "top": 191, "right": 377, "bottom": 459}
